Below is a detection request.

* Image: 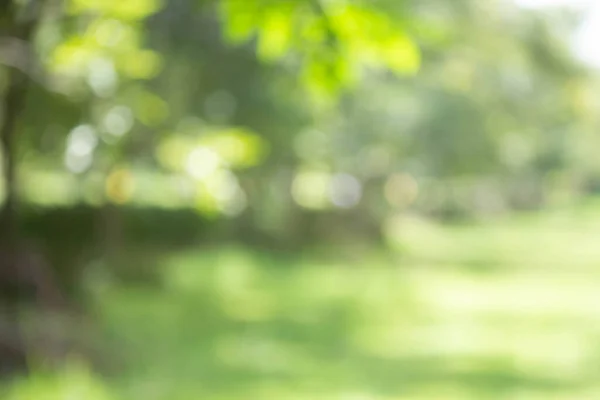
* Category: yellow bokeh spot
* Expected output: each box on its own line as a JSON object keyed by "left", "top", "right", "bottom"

{"left": 132, "top": 90, "right": 169, "bottom": 126}
{"left": 384, "top": 172, "right": 419, "bottom": 208}
{"left": 105, "top": 168, "right": 135, "bottom": 204}
{"left": 198, "top": 128, "right": 268, "bottom": 168}
{"left": 121, "top": 50, "right": 163, "bottom": 79}
{"left": 87, "top": 18, "right": 138, "bottom": 49}
{"left": 49, "top": 36, "right": 96, "bottom": 74}
{"left": 291, "top": 169, "right": 332, "bottom": 210}
{"left": 155, "top": 136, "right": 191, "bottom": 172}
{"left": 442, "top": 59, "right": 475, "bottom": 92}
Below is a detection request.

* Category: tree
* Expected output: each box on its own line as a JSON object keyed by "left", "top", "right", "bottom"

{"left": 0, "top": 0, "right": 422, "bottom": 375}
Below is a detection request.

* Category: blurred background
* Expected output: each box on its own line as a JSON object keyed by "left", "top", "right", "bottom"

{"left": 2, "top": 0, "right": 600, "bottom": 398}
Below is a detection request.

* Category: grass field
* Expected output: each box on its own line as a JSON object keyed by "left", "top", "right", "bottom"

{"left": 7, "top": 205, "right": 600, "bottom": 399}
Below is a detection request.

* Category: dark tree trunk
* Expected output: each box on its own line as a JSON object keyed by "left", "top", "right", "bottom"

{"left": 0, "top": 0, "right": 46, "bottom": 378}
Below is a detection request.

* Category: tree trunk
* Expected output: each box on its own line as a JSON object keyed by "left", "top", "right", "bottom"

{"left": 0, "top": 0, "right": 45, "bottom": 378}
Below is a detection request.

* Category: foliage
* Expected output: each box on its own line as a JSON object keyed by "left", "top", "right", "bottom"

{"left": 1, "top": 2, "right": 599, "bottom": 247}
{"left": 4, "top": 0, "right": 597, "bottom": 228}
{"left": 219, "top": 0, "right": 420, "bottom": 101}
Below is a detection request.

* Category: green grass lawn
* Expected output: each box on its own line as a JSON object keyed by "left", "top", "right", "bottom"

{"left": 7, "top": 206, "right": 600, "bottom": 399}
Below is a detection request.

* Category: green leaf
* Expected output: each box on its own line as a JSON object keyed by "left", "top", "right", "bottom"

{"left": 380, "top": 33, "right": 421, "bottom": 75}
{"left": 198, "top": 127, "right": 270, "bottom": 168}
{"left": 218, "top": 0, "right": 421, "bottom": 100}
{"left": 120, "top": 49, "right": 163, "bottom": 79}
{"left": 257, "top": 8, "right": 294, "bottom": 61}
{"left": 68, "top": 0, "right": 163, "bottom": 20}
{"left": 219, "top": 0, "right": 262, "bottom": 43}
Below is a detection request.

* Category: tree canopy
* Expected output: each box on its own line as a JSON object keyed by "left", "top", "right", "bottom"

{"left": 1, "top": 0, "right": 598, "bottom": 225}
